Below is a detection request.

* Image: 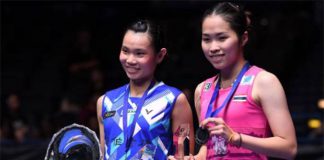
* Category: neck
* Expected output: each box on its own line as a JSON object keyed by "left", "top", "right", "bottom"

{"left": 219, "top": 59, "right": 247, "bottom": 88}
{"left": 129, "top": 78, "right": 155, "bottom": 97}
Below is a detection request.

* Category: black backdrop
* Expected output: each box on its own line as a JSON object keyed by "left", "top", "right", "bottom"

{"left": 1, "top": 1, "right": 323, "bottom": 159}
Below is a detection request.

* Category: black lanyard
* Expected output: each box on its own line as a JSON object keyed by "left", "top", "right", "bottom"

{"left": 123, "top": 80, "right": 155, "bottom": 152}
{"left": 205, "top": 62, "right": 250, "bottom": 118}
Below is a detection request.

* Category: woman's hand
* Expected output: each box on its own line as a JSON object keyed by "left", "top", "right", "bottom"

{"left": 200, "top": 117, "right": 240, "bottom": 145}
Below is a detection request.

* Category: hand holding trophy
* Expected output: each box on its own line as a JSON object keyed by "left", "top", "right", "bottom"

{"left": 172, "top": 123, "right": 190, "bottom": 160}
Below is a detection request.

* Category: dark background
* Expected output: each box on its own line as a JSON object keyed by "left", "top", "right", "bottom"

{"left": 1, "top": 0, "right": 323, "bottom": 159}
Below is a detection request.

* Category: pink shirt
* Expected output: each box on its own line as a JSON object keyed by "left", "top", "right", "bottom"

{"left": 200, "top": 66, "right": 271, "bottom": 160}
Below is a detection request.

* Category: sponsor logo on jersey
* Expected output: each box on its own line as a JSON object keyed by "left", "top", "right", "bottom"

{"left": 128, "top": 109, "right": 136, "bottom": 114}
{"left": 145, "top": 108, "right": 153, "bottom": 115}
{"left": 204, "top": 82, "right": 212, "bottom": 91}
{"left": 114, "top": 137, "right": 123, "bottom": 145}
{"left": 103, "top": 111, "right": 116, "bottom": 119}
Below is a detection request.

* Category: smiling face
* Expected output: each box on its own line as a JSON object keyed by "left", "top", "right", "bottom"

{"left": 119, "top": 30, "right": 163, "bottom": 84}
{"left": 201, "top": 15, "right": 245, "bottom": 71}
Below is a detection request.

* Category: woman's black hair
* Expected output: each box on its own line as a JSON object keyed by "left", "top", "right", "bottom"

{"left": 126, "top": 19, "right": 165, "bottom": 53}
{"left": 203, "top": 2, "right": 251, "bottom": 39}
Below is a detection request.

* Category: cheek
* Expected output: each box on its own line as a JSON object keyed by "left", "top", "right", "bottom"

{"left": 119, "top": 53, "right": 125, "bottom": 63}
{"left": 201, "top": 43, "right": 208, "bottom": 54}
{"left": 224, "top": 40, "right": 239, "bottom": 52}
{"left": 143, "top": 59, "right": 157, "bottom": 70}
{"left": 145, "top": 59, "right": 156, "bottom": 67}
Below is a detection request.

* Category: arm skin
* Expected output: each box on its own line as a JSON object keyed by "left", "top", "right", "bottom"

{"left": 237, "top": 71, "right": 297, "bottom": 159}
{"left": 96, "top": 95, "right": 105, "bottom": 160}
{"left": 193, "top": 82, "right": 207, "bottom": 160}
{"left": 195, "top": 71, "right": 297, "bottom": 160}
{"left": 172, "top": 93, "right": 195, "bottom": 155}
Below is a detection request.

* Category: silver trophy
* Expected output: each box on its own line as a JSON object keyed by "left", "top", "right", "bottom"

{"left": 44, "top": 123, "right": 102, "bottom": 160}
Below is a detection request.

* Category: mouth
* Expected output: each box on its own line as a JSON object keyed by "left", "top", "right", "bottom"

{"left": 125, "top": 66, "right": 139, "bottom": 74}
{"left": 209, "top": 53, "right": 225, "bottom": 62}
{"left": 210, "top": 53, "right": 225, "bottom": 58}
{"left": 210, "top": 51, "right": 225, "bottom": 57}
{"left": 210, "top": 54, "right": 224, "bottom": 57}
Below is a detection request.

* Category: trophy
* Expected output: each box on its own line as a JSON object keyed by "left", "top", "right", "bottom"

{"left": 173, "top": 123, "right": 190, "bottom": 160}
{"left": 44, "top": 123, "right": 101, "bottom": 160}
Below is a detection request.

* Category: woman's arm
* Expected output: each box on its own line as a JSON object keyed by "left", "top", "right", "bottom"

{"left": 238, "top": 71, "right": 297, "bottom": 159}
{"left": 193, "top": 82, "right": 207, "bottom": 160}
{"left": 96, "top": 95, "right": 106, "bottom": 159}
{"left": 172, "top": 93, "right": 195, "bottom": 154}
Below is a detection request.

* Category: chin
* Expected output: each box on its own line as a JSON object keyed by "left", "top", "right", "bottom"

{"left": 127, "top": 75, "right": 141, "bottom": 81}
{"left": 126, "top": 72, "right": 138, "bottom": 78}
{"left": 211, "top": 63, "right": 224, "bottom": 70}
{"left": 127, "top": 76, "right": 139, "bottom": 81}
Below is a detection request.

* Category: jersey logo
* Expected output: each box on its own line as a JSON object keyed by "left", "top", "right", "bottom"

{"left": 128, "top": 109, "right": 136, "bottom": 114}
{"left": 204, "top": 82, "right": 212, "bottom": 91}
{"left": 114, "top": 137, "right": 123, "bottom": 145}
{"left": 145, "top": 108, "right": 153, "bottom": 115}
{"left": 240, "top": 75, "right": 254, "bottom": 85}
{"left": 233, "top": 95, "right": 247, "bottom": 102}
{"left": 103, "top": 111, "right": 116, "bottom": 119}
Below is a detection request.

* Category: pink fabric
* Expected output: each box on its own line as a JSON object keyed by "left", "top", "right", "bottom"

{"left": 199, "top": 66, "right": 271, "bottom": 160}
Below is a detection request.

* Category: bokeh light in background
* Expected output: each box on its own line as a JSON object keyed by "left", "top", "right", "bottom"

{"left": 308, "top": 119, "right": 321, "bottom": 129}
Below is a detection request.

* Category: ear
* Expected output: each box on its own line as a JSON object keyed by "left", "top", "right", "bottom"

{"left": 241, "top": 31, "right": 249, "bottom": 47}
{"left": 156, "top": 48, "right": 167, "bottom": 64}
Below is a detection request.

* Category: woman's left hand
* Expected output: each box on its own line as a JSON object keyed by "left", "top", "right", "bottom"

{"left": 200, "top": 117, "right": 235, "bottom": 142}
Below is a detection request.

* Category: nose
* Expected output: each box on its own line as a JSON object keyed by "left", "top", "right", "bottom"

{"left": 126, "top": 54, "right": 136, "bottom": 65}
{"left": 210, "top": 41, "right": 220, "bottom": 54}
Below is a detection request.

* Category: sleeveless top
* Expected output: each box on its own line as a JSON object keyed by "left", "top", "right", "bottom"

{"left": 200, "top": 66, "right": 271, "bottom": 160}
{"left": 101, "top": 82, "right": 181, "bottom": 160}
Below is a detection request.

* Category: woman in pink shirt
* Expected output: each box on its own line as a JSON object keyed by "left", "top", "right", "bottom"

{"left": 193, "top": 2, "right": 297, "bottom": 160}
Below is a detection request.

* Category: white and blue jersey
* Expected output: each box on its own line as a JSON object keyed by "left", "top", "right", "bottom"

{"left": 101, "top": 82, "right": 181, "bottom": 160}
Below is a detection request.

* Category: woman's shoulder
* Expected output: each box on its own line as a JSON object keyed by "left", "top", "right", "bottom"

{"left": 195, "top": 75, "right": 217, "bottom": 92}
{"left": 253, "top": 68, "right": 281, "bottom": 88}
{"left": 157, "top": 81, "right": 182, "bottom": 94}
{"left": 246, "top": 65, "right": 264, "bottom": 74}
{"left": 104, "top": 84, "right": 128, "bottom": 98}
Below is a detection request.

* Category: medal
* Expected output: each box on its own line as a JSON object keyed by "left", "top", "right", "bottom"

{"left": 195, "top": 127, "right": 209, "bottom": 145}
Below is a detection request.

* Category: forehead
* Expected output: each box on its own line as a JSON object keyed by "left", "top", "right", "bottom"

{"left": 202, "top": 15, "right": 232, "bottom": 34}
{"left": 123, "top": 30, "right": 152, "bottom": 48}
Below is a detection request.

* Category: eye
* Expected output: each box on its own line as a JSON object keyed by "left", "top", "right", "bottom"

{"left": 202, "top": 37, "right": 211, "bottom": 43}
{"left": 135, "top": 52, "right": 145, "bottom": 57}
{"left": 216, "top": 36, "right": 227, "bottom": 42}
{"left": 121, "top": 47, "right": 129, "bottom": 54}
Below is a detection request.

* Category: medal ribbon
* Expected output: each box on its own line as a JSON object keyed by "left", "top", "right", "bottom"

{"left": 205, "top": 62, "right": 250, "bottom": 118}
{"left": 123, "top": 80, "right": 155, "bottom": 152}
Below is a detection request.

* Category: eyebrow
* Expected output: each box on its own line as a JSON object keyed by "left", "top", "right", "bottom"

{"left": 121, "top": 46, "right": 129, "bottom": 50}
{"left": 202, "top": 32, "right": 227, "bottom": 37}
{"left": 121, "top": 45, "right": 146, "bottom": 52}
{"left": 134, "top": 48, "right": 146, "bottom": 53}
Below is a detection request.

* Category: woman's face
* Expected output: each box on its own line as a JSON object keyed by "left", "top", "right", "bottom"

{"left": 201, "top": 15, "right": 243, "bottom": 70}
{"left": 119, "top": 30, "right": 161, "bottom": 83}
